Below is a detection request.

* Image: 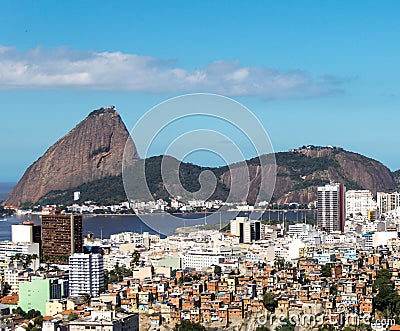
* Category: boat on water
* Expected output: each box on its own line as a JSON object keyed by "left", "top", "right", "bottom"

{"left": 0, "top": 218, "right": 7, "bottom": 222}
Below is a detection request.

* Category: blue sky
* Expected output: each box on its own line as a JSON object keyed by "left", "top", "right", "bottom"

{"left": 1, "top": 1, "right": 400, "bottom": 181}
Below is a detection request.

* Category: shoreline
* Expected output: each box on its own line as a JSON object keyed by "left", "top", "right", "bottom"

{"left": 23, "top": 208, "right": 315, "bottom": 218}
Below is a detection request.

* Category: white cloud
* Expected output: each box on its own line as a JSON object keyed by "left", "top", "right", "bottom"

{"left": 0, "top": 45, "right": 343, "bottom": 98}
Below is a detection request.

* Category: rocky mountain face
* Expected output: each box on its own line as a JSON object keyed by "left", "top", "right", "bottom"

{"left": 3, "top": 107, "right": 138, "bottom": 206}
{"left": 393, "top": 170, "right": 400, "bottom": 191}
{"left": 220, "top": 147, "right": 396, "bottom": 204}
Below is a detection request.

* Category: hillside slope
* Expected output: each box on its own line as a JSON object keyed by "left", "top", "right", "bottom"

{"left": 36, "top": 147, "right": 396, "bottom": 206}
{"left": 234, "top": 147, "right": 395, "bottom": 204}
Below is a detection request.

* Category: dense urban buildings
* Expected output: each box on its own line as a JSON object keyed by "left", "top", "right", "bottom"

{"left": 5, "top": 184, "right": 400, "bottom": 330}
{"left": 41, "top": 214, "right": 83, "bottom": 263}
{"left": 317, "top": 183, "right": 346, "bottom": 233}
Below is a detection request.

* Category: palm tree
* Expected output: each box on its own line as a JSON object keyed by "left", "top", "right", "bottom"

{"left": 82, "top": 293, "right": 91, "bottom": 306}
{"left": 130, "top": 251, "right": 140, "bottom": 268}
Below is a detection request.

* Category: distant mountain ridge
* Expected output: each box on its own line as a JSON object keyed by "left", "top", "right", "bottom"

{"left": 245, "top": 147, "right": 396, "bottom": 204}
{"left": 37, "top": 148, "right": 396, "bottom": 206}
{"left": 2, "top": 107, "right": 397, "bottom": 206}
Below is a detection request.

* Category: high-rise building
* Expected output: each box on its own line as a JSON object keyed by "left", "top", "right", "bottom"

{"left": 230, "top": 217, "right": 261, "bottom": 243}
{"left": 12, "top": 222, "right": 41, "bottom": 245}
{"left": 346, "top": 190, "right": 376, "bottom": 218}
{"left": 377, "top": 192, "right": 400, "bottom": 214}
{"left": 317, "top": 183, "right": 346, "bottom": 233}
{"left": 69, "top": 253, "right": 104, "bottom": 297}
{"left": 41, "top": 214, "right": 83, "bottom": 263}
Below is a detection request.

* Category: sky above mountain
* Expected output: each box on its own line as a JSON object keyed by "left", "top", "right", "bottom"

{"left": 1, "top": 1, "right": 399, "bottom": 181}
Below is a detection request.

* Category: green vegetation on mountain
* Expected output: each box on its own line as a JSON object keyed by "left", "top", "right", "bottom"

{"left": 271, "top": 151, "right": 339, "bottom": 176}
{"left": 38, "top": 156, "right": 230, "bottom": 206}
{"left": 33, "top": 146, "right": 397, "bottom": 207}
{"left": 37, "top": 176, "right": 126, "bottom": 206}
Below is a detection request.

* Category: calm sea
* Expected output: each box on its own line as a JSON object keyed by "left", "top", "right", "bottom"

{"left": 0, "top": 182, "right": 15, "bottom": 201}
{"left": 0, "top": 210, "right": 315, "bottom": 241}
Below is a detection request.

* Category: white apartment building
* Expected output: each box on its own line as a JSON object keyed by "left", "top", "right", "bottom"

{"left": 346, "top": 190, "right": 376, "bottom": 218}
{"left": 377, "top": 192, "right": 400, "bottom": 214}
{"left": 3, "top": 266, "right": 31, "bottom": 294}
{"left": 0, "top": 241, "right": 40, "bottom": 262}
{"left": 274, "top": 244, "right": 289, "bottom": 260}
{"left": 230, "top": 217, "right": 261, "bottom": 243}
{"left": 103, "top": 253, "right": 131, "bottom": 271}
{"left": 109, "top": 232, "right": 159, "bottom": 249}
{"left": 68, "top": 311, "right": 139, "bottom": 331}
{"left": 288, "top": 223, "right": 312, "bottom": 237}
{"left": 183, "top": 249, "right": 225, "bottom": 271}
{"left": 69, "top": 253, "right": 104, "bottom": 297}
{"left": 317, "top": 183, "right": 346, "bottom": 233}
{"left": 264, "top": 227, "right": 277, "bottom": 241}
{"left": 363, "top": 221, "right": 379, "bottom": 233}
{"left": 12, "top": 224, "right": 34, "bottom": 243}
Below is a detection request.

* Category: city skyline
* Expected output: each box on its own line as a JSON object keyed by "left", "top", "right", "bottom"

{"left": 1, "top": 1, "right": 400, "bottom": 182}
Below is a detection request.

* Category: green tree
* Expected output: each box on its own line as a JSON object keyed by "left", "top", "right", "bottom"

{"left": 3, "top": 282, "right": 12, "bottom": 295}
{"left": 275, "top": 318, "right": 295, "bottom": 331}
{"left": 115, "top": 307, "right": 126, "bottom": 313}
{"left": 320, "top": 264, "right": 332, "bottom": 278}
{"left": 298, "top": 275, "right": 310, "bottom": 285}
{"left": 318, "top": 326, "right": 335, "bottom": 331}
{"left": 274, "top": 258, "right": 285, "bottom": 271}
{"left": 104, "top": 264, "right": 133, "bottom": 286}
{"left": 82, "top": 294, "right": 91, "bottom": 306}
{"left": 330, "top": 284, "right": 338, "bottom": 295}
{"left": 262, "top": 292, "right": 278, "bottom": 312}
{"left": 130, "top": 251, "right": 140, "bottom": 267}
{"left": 12, "top": 307, "right": 26, "bottom": 316}
{"left": 26, "top": 309, "right": 41, "bottom": 319}
{"left": 214, "top": 265, "right": 222, "bottom": 275}
{"left": 173, "top": 320, "right": 206, "bottom": 331}
{"left": 34, "top": 315, "right": 43, "bottom": 326}
{"left": 256, "top": 326, "right": 270, "bottom": 331}
{"left": 68, "top": 312, "right": 78, "bottom": 321}
{"left": 178, "top": 275, "right": 193, "bottom": 285}
{"left": 12, "top": 307, "right": 42, "bottom": 320}
{"left": 373, "top": 269, "right": 399, "bottom": 315}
